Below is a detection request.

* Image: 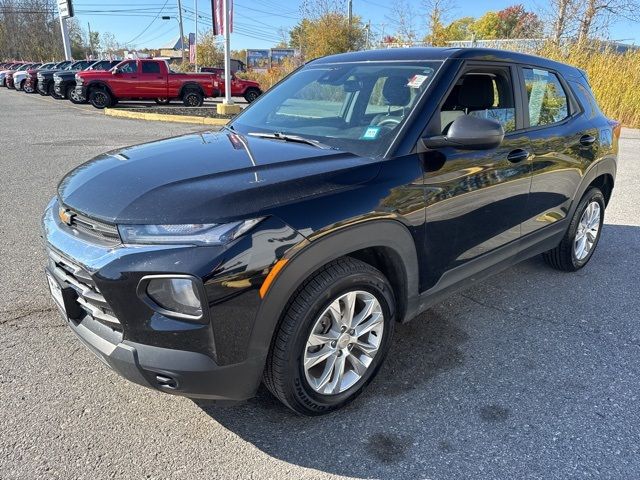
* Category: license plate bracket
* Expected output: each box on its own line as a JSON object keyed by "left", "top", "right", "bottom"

{"left": 45, "top": 269, "right": 84, "bottom": 320}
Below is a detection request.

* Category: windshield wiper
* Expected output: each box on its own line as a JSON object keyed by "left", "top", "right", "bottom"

{"left": 247, "top": 132, "right": 334, "bottom": 150}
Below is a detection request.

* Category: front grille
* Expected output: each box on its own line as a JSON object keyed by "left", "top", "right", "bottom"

{"left": 48, "top": 248, "right": 122, "bottom": 330}
{"left": 60, "top": 206, "right": 121, "bottom": 245}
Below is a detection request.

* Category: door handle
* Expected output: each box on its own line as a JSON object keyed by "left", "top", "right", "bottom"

{"left": 507, "top": 149, "right": 529, "bottom": 163}
{"left": 580, "top": 134, "right": 596, "bottom": 146}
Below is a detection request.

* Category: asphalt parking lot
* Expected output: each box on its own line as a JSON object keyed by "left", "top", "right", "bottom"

{"left": 1, "top": 89, "right": 639, "bottom": 480}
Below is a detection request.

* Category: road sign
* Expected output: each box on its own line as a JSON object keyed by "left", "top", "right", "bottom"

{"left": 57, "top": 0, "right": 74, "bottom": 18}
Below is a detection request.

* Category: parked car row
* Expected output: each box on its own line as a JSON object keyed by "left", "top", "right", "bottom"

{"left": 1, "top": 59, "right": 263, "bottom": 108}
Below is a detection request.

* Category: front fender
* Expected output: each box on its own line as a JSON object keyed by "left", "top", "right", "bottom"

{"left": 245, "top": 219, "right": 420, "bottom": 363}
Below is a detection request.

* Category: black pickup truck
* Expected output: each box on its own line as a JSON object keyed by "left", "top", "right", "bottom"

{"left": 53, "top": 60, "right": 120, "bottom": 103}
{"left": 37, "top": 60, "right": 93, "bottom": 98}
{"left": 43, "top": 48, "right": 618, "bottom": 415}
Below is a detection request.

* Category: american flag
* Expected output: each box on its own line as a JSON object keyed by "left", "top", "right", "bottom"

{"left": 188, "top": 33, "right": 196, "bottom": 64}
{"left": 212, "top": 0, "right": 233, "bottom": 35}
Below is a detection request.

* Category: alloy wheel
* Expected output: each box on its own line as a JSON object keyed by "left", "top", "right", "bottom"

{"left": 574, "top": 201, "right": 601, "bottom": 261}
{"left": 303, "top": 290, "right": 384, "bottom": 395}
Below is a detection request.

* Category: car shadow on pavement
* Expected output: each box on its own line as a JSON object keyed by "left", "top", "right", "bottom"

{"left": 195, "top": 224, "right": 640, "bottom": 479}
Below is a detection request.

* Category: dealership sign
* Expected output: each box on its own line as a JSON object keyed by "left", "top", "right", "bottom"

{"left": 57, "top": 0, "right": 74, "bottom": 18}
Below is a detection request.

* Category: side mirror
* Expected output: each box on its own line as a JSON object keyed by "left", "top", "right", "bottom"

{"left": 111, "top": 68, "right": 119, "bottom": 75}
{"left": 418, "top": 115, "right": 505, "bottom": 152}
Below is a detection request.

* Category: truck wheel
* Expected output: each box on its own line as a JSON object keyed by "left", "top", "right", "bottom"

{"left": 155, "top": 98, "right": 171, "bottom": 105}
{"left": 182, "top": 90, "right": 203, "bottom": 107}
{"left": 543, "top": 187, "right": 605, "bottom": 272}
{"left": 68, "top": 87, "right": 85, "bottom": 104}
{"left": 89, "top": 89, "right": 112, "bottom": 109}
{"left": 244, "top": 88, "right": 260, "bottom": 103}
{"left": 263, "top": 257, "right": 395, "bottom": 416}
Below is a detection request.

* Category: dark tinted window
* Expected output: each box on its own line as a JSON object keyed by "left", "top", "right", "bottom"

{"left": 119, "top": 61, "right": 138, "bottom": 73}
{"left": 523, "top": 68, "right": 569, "bottom": 126}
{"left": 141, "top": 62, "right": 161, "bottom": 74}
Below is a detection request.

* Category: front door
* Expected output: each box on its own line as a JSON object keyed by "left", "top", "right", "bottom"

{"left": 110, "top": 60, "right": 139, "bottom": 97}
{"left": 421, "top": 64, "right": 532, "bottom": 289}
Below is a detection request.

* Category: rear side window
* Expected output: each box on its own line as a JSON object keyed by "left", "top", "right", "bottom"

{"left": 142, "top": 62, "right": 161, "bottom": 74}
{"left": 523, "top": 68, "right": 569, "bottom": 127}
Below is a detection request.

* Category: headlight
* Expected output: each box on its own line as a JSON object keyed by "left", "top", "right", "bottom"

{"left": 142, "top": 275, "right": 204, "bottom": 320}
{"left": 118, "top": 218, "right": 264, "bottom": 245}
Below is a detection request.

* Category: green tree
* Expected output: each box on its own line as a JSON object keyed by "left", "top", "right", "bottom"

{"left": 290, "top": 0, "right": 366, "bottom": 60}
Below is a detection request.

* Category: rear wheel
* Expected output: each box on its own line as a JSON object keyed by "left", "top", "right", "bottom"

{"left": 89, "top": 88, "right": 112, "bottom": 109}
{"left": 543, "top": 187, "right": 605, "bottom": 271}
{"left": 263, "top": 257, "right": 395, "bottom": 415}
{"left": 182, "top": 89, "right": 204, "bottom": 107}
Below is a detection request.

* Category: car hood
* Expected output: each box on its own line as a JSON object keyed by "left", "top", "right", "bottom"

{"left": 58, "top": 131, "right": 380, "bottom": 225}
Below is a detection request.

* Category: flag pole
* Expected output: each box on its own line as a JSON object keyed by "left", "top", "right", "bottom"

{"left": 223, "top": 0, "right": 232, "bottom": 105}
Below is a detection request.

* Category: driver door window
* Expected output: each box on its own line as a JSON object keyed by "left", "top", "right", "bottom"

{"left": 439, "top": 68, "right": 516, "bottom": 134}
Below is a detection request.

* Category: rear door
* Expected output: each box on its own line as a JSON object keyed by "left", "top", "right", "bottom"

{"left": 421, "top": 62, "right": 532, "bottom": 289}
{"left": 138, "top": 61, "right": 167, "bottom": 98}
{"left": 516, "top": 66, "right": 599, "bottom": 237}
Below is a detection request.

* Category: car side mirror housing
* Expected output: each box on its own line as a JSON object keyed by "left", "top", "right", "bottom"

{"left": 418, "top": 115, "right": 505, "bottom": 152}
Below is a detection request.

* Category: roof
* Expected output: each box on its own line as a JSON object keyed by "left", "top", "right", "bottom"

{"left": 311, "top": 47, "right": 578, "bottom": 77}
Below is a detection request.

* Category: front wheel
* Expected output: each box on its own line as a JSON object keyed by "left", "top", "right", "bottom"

{"left": 89, "top": 89, "right": 112, "bottom": 109}
{"left": 18, "top": 79, "right": 26, "bottom": 90}
{"left": 263, "top": 257, "right": 395, "bottom": 415}
{"left": 68, "top": 86, "right": 85, "bottom": 104}
{"left": 543, "top": 187, "right": 605, "bottom": 271}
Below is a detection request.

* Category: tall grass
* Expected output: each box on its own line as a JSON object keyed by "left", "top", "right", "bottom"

{"left": 537, "top": 43, "right": 640, "bottom": 127}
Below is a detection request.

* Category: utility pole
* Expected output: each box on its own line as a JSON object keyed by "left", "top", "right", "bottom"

{"left": 347, "top": 0, "right": 352, "bottom": 50}
{"left": 176, "top": 0, "right": 185, "bottom": 63}
{"left": 87, "top": 22, "right": 95, "bottom": 59}
{"left": 194, "top": 0, "right": 198, "bottom": 70}
{"left": 223, "top": 0, "right": 232, "bottom": 105}
{"left": 366, "top": 20, "right": 371, "bottom": 49}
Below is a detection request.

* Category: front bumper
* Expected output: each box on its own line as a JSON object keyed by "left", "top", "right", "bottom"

{"left": 42, "top": 199, "right": 267, "bottom": 401}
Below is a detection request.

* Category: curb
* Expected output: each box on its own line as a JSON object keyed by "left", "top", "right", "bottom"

{"left": 104, "top": 108, "right": 230, "bottom": 126}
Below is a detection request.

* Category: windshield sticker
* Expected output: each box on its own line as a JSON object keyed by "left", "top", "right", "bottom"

{"left": 361, "top": 126, "right": 381, "bottom": 140}
{"left": 407, "top": 74, "right": 428, "bottom": 89}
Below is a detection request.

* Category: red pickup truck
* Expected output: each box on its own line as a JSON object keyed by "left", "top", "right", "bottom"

{"left": 201, "top": 67, "right": 262, "bottom": 102}
{"left": 75, "top": 59, "right": 220, "bottom": 109}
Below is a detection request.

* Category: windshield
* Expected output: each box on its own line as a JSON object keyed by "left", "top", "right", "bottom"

{"left": 231, "top": 61, "right": 441, "bottom": 157}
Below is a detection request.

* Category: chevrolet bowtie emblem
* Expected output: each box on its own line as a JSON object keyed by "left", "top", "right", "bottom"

{"left": 59, "top": 207, "right": 75, "bottom": 226}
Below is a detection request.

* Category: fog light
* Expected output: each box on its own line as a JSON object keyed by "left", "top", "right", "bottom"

{"left": 144, "top": 276, "right": 204, "bottom": 320}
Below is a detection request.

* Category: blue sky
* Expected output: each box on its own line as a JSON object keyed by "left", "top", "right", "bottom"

{"left": 72, "top": 0, "right": 640, "bottom": 51}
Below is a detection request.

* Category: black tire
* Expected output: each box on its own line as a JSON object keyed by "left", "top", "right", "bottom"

{"left": 263, "top": 257, "right": 395, "bottom": 415}
{"left": 49, "top": 82, "right": 61, "bottom": 99}
{"left": 243, "top": 88, "right": 260, "bottom": 103}
{"left": 18, "top": 79, "right": 26, "bottom": 90}
{"left": 182, "top": 89, "right": 204, "bottom": 107}
{"left": 543, "top": 187, "right": 605, "bottom": 272}
{"left": 155, "top": 98, "right": 171, "bottom": 105}
{"left": 89, "top": 88, "right": 112, "bottom": 109}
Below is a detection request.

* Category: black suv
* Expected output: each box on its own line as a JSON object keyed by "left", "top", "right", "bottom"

{"left": 43, "top": 48, "right": 618, "bottom": 415}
